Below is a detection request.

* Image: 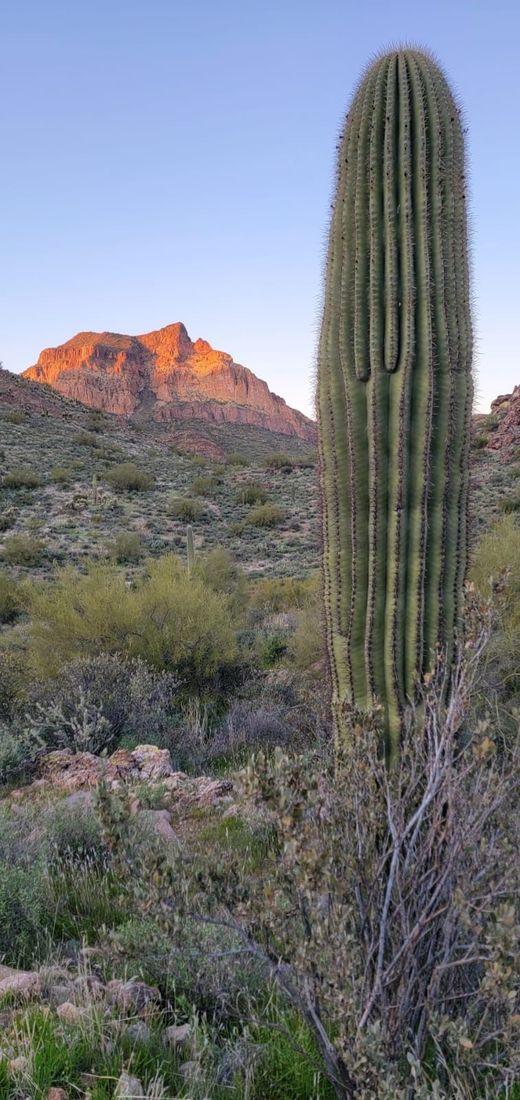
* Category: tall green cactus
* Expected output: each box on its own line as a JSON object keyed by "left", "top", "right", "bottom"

{"left": 186, "top": 524, "right": 195, "bottom": 575}
{"left": 317, "top": 49, "right": 473, "bottom": 758}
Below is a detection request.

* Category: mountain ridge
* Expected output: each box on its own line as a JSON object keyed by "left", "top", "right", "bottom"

{"left": 23, "top": 322, "right": 315, "bottom": 442}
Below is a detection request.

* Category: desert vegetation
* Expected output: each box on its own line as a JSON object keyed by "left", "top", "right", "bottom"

{"left": 0, "top": 44, "right": 519, "bottom": 1100}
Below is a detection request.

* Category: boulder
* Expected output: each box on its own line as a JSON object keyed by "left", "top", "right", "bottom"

{"left": 0, "top": 965, "right": 41, "bottom": 1000}
{"left": 106, "top": 978, "right": 161, "bottom": 1014}
{"left": 114, "top": 1071, "right": 145, "bottom": 1099}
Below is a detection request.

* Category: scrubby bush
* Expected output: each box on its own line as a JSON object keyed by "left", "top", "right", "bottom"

{"left": 470, "top": 515, "right": 520, "bottom": 701}
{"left": 108, "top": 531, "right": 144, "bottom": 563}
{"left": 266, "top": 452, "right": 294, "bottom": 470}
{"left": 0, "top": 859, "right": 48, "bottom": 965}
{"left": 245, "top": 502, "right": 285, "bottom": 528}
{"left": 2, "top": 533, "right": 45, "bottom": 566}
{"left": 237, "top": 482, "right": 268, "bottom": 505}
{"left": 194, "top": 546, "right": 248, "bottom": 617}
{"left": 0, "top": 507, "right": 16, "bottom": 531}
{"left": 4, "top": 409, "right": 28, "bottom": 424}
{"left": 2, "top": 467, "right": 42, "bottom": 489}
{"left": 25, "top": 555, "right": 238, "bottom": 689}
{"left": 0, "top": 723, "right": 41, "bottom": 783}
{"left": 499, "top": 491, "right": 520, "bottom": 513}
{"left": 30, "top": 654, "right": 180, "bottom": 752}
{"left": 0, "top": 570, "right": 22, "bottom": 622}
{"left": 105, "top": 462, "right": 154, "bottom": 491}
{"left": 50, "top": 465, "right": 73, "bottom": 484}
{"left": 168, "top": 496, "right": 204, "bottom": 520}
{"left": 250, "top": 573, "right": 318, "bottom": 613}
{"left": 225, "top": 453, "right": 249, "bottom": 467}
{"left": 191, "top": 474, "right": 219, "bottom": 496}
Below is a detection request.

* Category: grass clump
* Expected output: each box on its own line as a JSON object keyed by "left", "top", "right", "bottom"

{"left": 105, "top": 462, "right": 154, "bottom": 492}
{"left": 107, "top": 531, "right": 144, "bottom": 563}
{"left": 2, "top": 534, "right": 45, "bottom": 566}
{"left": 237, "top": 482, "right": 268, "bottom": 505}
{"left": 0, "top": 571, "right": 23, "bottom": 622}
{"left": 2, "top": 467, "right": 42, "bottom": 489}
{"left": 168, "top": 496, "right": 204, "bottom": 521}
{"left": 191, "top": 474, "right": 219, "bottom": 496}
{"left": 245, "top": 502, "right": 285, "bottom": 528}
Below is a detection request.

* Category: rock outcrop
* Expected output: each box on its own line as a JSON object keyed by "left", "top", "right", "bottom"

{"left": 23, "top": 322, "right": 315, "bottom": 441}
{"left": 487, "top": 385, "right": 520, "bottom": 461}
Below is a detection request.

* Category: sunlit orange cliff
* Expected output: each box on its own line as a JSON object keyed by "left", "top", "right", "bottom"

{"left": 23, "top": 322, "right": 315, "bottom": 441}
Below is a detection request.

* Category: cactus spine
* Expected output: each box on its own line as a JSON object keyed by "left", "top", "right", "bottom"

{"left": 317, "top": 49, "right": 473, "bottom": 758}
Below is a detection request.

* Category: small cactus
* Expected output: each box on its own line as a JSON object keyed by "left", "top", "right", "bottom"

{"left": 186, "top": 525, "right": 195, "bottom": 575}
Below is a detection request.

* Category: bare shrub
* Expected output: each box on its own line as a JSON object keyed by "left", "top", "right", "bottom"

{"left": 100, "top": 614, "right": 520, "bottom": 1098}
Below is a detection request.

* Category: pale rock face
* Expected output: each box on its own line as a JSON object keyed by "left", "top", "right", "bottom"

{"left": 23, "top": 322, "right": 315, "bottom": 441}
{"left": 0, "top": 965, "right": 42, "bottom": 1000}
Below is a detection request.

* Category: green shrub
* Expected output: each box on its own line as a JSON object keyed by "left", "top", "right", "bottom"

{"left": 0, "top": 571, "right": 22, "bottom": 622}
{"left": 472, "top": 434, "right": 489, "bottom": 450}
{"left": 226, "top": 453, "right": 249, "bottom": 466}
{"left": 0, "top": 507, "right": 16, "bottom": 532}
{"left": 50, "top": 465, "right": 73, "bottom": 484}
{"left": 245, "top": 503, "right": 285, "bottom": 528}
{"left": 194, "top": 547, "right": 248, "bottom": 617}
{"left": 191, "top": 474, "right": 219, "bottom": 496}
{"left": 267, "top": 452, "right": 295, "bottom": 470}
{"left": 105, "top": 462, "right": 154, "bottom": 491}
{"left": 168, "top": 496, "right": 204, "bottom": 520}
{"left": 470, "top": 516, "right": 520, "bottom": 699}
{"left": 237, "top": 482, "right": 268, "bottom": 505}
{"left": 0, "top": 860, "right": 48, "bottom": 965}
{"left": 25, "top": 555, "right": 238, "bottom": 687}
{"left": 4, "top": 409, "right": 28, "bottom": 424}
{"left": 108, "top": 531, "right": 144, "bottom": 563}
{"left": 72, "top": 430, "right": 102, "bottom": 448}
{"left": 2, "top": 534, "right": 45, "bottom": 566}
{"left": 2, "top": 467, "right": 42, "bottom": 489}
{"left": 499, "top": 492, "right": 520, "bottom": 514}
{"left": 250, "top": 574, "right": 318, "bottom": 612}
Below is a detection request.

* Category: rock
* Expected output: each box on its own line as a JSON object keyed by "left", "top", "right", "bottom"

{"left": 162, "top": 1023, "right": 191, "bottom": 1052}
{"left": 138, "top": 808, "right": 177, "bottom": 842}
{"left": 128, "top": 745, "right": 173, "bottom": 781}
{"left": 162, "top": 772, "right": 233, "bottom": 809}
{"left": 0, "top": 965, "right": 41, "bottom": 1000}
{"left": 47, "top": 1089, "right": 68, "bottom": 1100}
{"left": 56, "top": 1001, "right": 83, "bottom": 1024}
{"left": 23, "top": 323, "right": 315, "bottom": 442}
{"left": 61, "top": 790, "right": 96, "bottom": 811}
{"left": 106, "top": 979, "right": 161, "bottom": 1014}
{"left": 125, "top": 1021, "right": 152, "bottom": 1044}
{"left": 114, "top": 1071, "right": 145, "bottom": 1099}
{"left": 9, "top": 1055, "right": 29, "bottom": 1074}
{"left": 39, "top": 750, "right": 103, "bottom": 790}
{"left": 49, "top": 983, "right": 74, "bottom": 1007}
{"left": 489, "top": 384, "right": 520, "bottom": 460}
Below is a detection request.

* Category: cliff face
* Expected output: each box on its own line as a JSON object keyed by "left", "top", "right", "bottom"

{"left": 23, "top": 323, "right": 315, "bottom": 441}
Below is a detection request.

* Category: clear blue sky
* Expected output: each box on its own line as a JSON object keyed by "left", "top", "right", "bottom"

{"left": 1, "top": 0, "right": 518, "bottom": 416}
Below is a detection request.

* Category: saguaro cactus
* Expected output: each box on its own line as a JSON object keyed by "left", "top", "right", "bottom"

{"left": 186, "top": 524, "right": 195, "bottom": 575}
{"left": 317, "top": 49, "right": 473, "bottom": 757}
